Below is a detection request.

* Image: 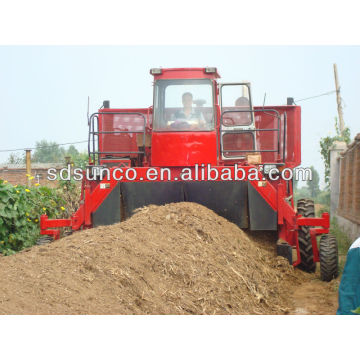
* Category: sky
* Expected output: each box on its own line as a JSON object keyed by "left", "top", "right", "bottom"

{"left": 0, "top": 45, "right": 359, "bottom": 187}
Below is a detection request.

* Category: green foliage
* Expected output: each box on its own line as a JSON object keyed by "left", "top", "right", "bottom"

{"left": 294, "top": 186, "right": 311, "bottom": 204}
{"left": 320, "top": 117, "right": 351, "bottom": 186}
{"left": 31, "top": 139, "right": 88, "bottom": 168}
{"left": 329, "top": 217, "right": 353, "bottom": 274}
{"left": 32, "top": 140, "right": 65, "bottom": 163}
{"left": 315, "top": 190, "right": 330, "bottom": 206}
{"left": 63, "top": 145, "right": 88, "bottom": 169}
{"left": 312, "top": 190, "right": 330, "bottom": 217}
{"left": 66, "top": 145, "right": 79, "bottom": 159}
{"left": 352, "top": 307, "right": 360, "bottom": 314}
{"left": 56, "top": 178, "right": 81, "bottom": 215}
{"left": 7, "top": 152, "right": 25, "bottom": 164}
{"left": 70, "top": 152, "right": 88, "bottom": 169}
{"left": 330, "top": 217, "right": 352, "bottom": 256}
{"left": 0, "top": 179, "right": 67, "bottom": 255}
{"left": 294, "top": 166, "right": 321, "bottom": 203}
{"left": 306, "top": 166, "right": 320, "bottom": 198}
{"left": 293, "top": 177, "right": 299, "bottom": 191}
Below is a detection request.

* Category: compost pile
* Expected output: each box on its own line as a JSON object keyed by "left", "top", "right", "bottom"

{"left": 0, "top": 202, "right": 300, "bottom": 315}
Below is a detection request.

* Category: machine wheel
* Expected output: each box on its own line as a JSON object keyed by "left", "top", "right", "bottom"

{"left": 297, "top": 198, "right": 316, "bottom": 272}
{"left": 36, "top": 235, "right": 53, "bottom": 245}
{"left": 319, "top": 234, "right": 338, "bottom": 282}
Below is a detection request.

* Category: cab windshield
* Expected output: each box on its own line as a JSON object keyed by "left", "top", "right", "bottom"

{"left": 153, "top": 79, "right": 214, "bottom": 131}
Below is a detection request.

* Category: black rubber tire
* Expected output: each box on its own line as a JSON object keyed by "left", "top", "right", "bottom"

{"left": 297, "top": 198, "right": 316, "bottom": 272}
{"left": 36, "top": 235, "right": 53, "bottom": 245}
{"left": 319, "top": 234, "right": 339, "bottom": 282}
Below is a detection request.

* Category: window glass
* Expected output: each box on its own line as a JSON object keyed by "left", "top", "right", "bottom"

{"left": 221, "top": 84, "right": 252, "bottom": 126}
{"left": 153, "top": 79, "right": 214, "bottom": 131}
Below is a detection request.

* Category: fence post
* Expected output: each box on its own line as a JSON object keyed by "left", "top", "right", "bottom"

{"left": 25, "top": 149, "right": 32, "bottom": 187}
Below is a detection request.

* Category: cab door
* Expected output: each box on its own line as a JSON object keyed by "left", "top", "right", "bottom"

{"left": 219, "top": 83, "right": 256, "bottom": 160}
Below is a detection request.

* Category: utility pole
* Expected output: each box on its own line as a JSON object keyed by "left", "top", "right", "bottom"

{"left": 333, "top": 63, "right": 345, "bottom": 135}
{"left": 25, "top": 149, "right": 32, "bottom": 187}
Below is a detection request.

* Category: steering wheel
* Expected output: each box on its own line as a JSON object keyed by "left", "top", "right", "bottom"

{"left": 170, "top": 120, "right": 191, "bottom": 130}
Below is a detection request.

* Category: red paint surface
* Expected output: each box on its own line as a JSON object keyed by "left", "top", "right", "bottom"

{"left": 151, "top": 132, "right": 218, "bottom": 166}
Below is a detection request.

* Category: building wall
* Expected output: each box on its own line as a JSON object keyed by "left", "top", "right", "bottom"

{"left": 331, "top": 135, "right": 360, "bottom": 241}
{"left": 0, "top": 165, "right": 62, "bottom": 188}
{"left": 336, "top": 215, "right": 360, "bottom": 241}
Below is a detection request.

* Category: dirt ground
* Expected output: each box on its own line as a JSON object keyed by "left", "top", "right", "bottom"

{"left": 0, "top": 202, "right": 339, "bottom": 315}
{"left": 290, "top": 275, "right": 338, "bottom": 314}
{"left": 244, "top": 231, "right": 339, "bottom": 315}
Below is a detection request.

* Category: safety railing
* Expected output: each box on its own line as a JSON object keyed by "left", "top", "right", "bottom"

{"left": 220, "top": 109, "right": 286, "bottom": 163}
{"left": 88, "top": 112, "right": 147, "bottom": 165}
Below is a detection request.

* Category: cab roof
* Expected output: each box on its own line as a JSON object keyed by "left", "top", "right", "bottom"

{"left": 150, "top": 67, "right": 220, "bottom": 80}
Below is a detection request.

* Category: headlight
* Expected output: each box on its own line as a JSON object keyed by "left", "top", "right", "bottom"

{"left": 150, "top": 68, "right": 162, "bottom": 75}
{"left": 204, "top": 67, "right": 217, "bottom": 74}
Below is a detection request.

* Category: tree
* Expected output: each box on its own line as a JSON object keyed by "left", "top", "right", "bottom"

{"left": 65, "top": 145, "right": 80, "bottom": 159}
{"left": 32, "top": 140, "right": 65, "bottom": 163}
{"left": 293, "top": 177, "right": 299, "bottom": 191}
{"left": 320, "top": 117, "right": 351, "bottom": 186}
{"left": 7, "top": 152, "right": 25, "bottom": 164}
{"left": 31, "top": 140, "right": 88, "bottom": 167}
{"left": 307, "top": 166, "right": 320, "bottom": 198}
{"left": 66, "top": 149, "right": 88, "bottom": 169}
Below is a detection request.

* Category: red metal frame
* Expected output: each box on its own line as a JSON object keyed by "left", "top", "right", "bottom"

{"left": 40, "top": 67, "right": 330, "bottom": 268}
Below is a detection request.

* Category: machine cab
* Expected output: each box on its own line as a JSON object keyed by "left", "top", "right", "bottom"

{"left": 149, "top": 68, "right": 258, "bottom": 166}
{"left": 150, "top": 68, "right": 219, "bottom": 167}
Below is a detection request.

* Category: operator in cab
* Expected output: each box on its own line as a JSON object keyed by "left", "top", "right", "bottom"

{"left": 235, "top": 96, "right": 250, "bottom": 107}
{"left": 233, "top": 96, "right": 251, "bottom": 126}
{"left": 169, "top": 92, "right": 206, "bottom": 130}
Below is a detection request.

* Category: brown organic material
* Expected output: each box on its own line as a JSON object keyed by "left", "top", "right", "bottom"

{"left": 0, "top": 203, "right": 338, "bottom": 314}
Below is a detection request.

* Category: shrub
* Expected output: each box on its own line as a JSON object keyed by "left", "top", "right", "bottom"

{"left": 0, "top": 179, "right": 67, "bottom": 255}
